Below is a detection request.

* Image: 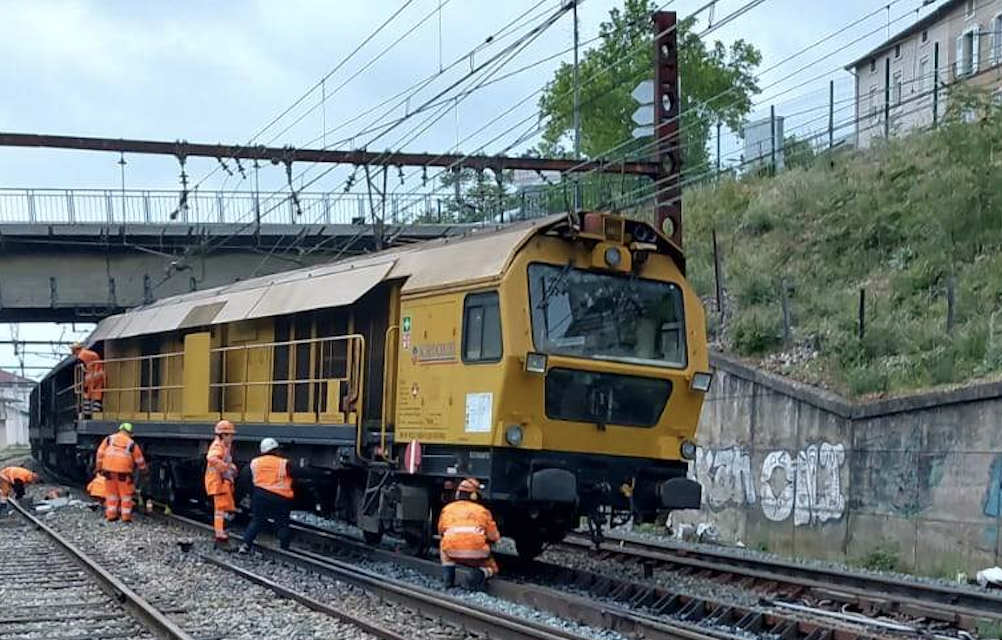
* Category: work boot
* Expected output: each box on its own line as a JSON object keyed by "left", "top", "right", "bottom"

{"left": 214, "top": 538, "right": 232, "bottom": 552}
{"left": 442, "top": 565, "right": 456, "bottom": 588}
{"left": 237, "top": 543, "right": 250, "bottom": 555}
{"left": 460, "top": 569, "right": 486, "bottom": 591}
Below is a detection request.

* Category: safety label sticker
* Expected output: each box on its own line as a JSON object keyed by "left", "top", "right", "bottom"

{"left": 464, "top": 392, "right": 493, "bottom": 433}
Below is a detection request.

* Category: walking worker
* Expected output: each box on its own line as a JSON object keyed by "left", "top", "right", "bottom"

{"left": 205, "top": 419, "right": 238, "bottom": 549}
{"left": 437, "top": 477, "right": 500, "bottom": 590}
{"left": 0, "top": 467, "right": 39, "bottom": 514}
{"left": 71, "top": 342, "right": 105, "bottom": 415}
{"left": 238, "top": 438, "right": 308, "bottom": 554}
{"left": 95, "top": 422, "right": 147, "bottom": 522}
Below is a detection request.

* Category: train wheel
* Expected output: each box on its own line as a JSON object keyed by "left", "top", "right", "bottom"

{"left": 513, "top": 535, "right": 545, "bottom": 560}
{"left": 363, "top": 530, "right": 383, "bottom": 545}
{"left": 400, "top": 507, "right": 432, "bottom": 557}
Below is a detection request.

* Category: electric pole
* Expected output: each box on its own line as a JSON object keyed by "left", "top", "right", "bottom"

{"left": 572, "top": 0, "right": 581, "bottom": 214}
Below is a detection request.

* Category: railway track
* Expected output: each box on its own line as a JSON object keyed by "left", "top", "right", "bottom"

{"left": 159, "top": 511, "right": 748, "bottom": 640}
{"left": 559, "top": 531, "right": 1002, "bottom": 632}
{"left": 164, "top": 510, "right": 969, "bottom": 640}
{"left": 1, "top": 499, "right": 193, "bottom": 640}
{"left": 286, "top": 520, "right": 971, "bottom": 640}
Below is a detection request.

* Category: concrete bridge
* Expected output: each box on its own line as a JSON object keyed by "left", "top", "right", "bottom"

{"left": 0, "top": 187, "right": 540, "bottom": 322}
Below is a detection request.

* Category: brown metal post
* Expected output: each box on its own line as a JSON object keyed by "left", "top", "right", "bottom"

{"left": 653, "top": 11, "right": 682, "bottom": 248}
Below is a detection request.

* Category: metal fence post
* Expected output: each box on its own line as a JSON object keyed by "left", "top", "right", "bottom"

{"left": 105, "top": 190, "right": 114, "bottom": 223}
{"left": 65, "top": 190, "right": 75, "bottom": 224}
{"left": 143, "top": 191, "right": 151, "bottom": 223}
{"left": 217, "top": 192, "right": 225, "bottom": 223}
{"left": 323, "top": 194, "right": 331, "bottom": 224}
{"left": 27, "top": 189, "right": 37, "bottom": 223}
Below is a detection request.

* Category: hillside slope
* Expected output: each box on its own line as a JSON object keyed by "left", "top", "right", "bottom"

{"left": 684, "top": 96, "right": 1002, "bottom": 396}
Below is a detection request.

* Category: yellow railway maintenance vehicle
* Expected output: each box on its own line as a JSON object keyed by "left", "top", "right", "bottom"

{"left": 31, "top": 211, "right": 709, "bottom": 556}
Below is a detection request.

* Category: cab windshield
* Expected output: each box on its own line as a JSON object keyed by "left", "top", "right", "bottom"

{"left": 528, "top": 262, "right": 686, "bottom": 368}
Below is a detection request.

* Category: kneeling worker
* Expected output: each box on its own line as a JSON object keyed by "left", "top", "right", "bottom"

{"left": 238, "top": 438, "right": 313, "bottom": 553}
{"left": 0, "top": 467, "right": 39, "bottom": 513}
{"left": 438, "top": 477, "right": 500, "bottom": 589}
{"left": 205, "top": 420, "right": 238, "bottom": 550}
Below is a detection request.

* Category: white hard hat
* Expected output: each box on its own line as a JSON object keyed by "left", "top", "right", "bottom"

{"left": 260, "top": 437, "right": 280, "bottom": 454}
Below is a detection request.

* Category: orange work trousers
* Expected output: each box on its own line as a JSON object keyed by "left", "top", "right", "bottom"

{"left": 211, "top": 489, "right": 235, "bottom": 540}
{"left": 103, "top": 473, "right": 135, "bottom": 522}
{"left": 439, "top": 547, "right": 499, "bottom": 578}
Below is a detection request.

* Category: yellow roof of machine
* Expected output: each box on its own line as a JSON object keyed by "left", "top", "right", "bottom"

{"left": 87, "top": 215, "right": 566, "bottom": 343}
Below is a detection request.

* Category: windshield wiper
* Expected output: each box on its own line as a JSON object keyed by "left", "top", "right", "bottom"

{"left": 535, "top": 261, "right": 574, "bottom": 310}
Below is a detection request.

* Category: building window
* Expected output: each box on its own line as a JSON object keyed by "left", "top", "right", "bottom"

{"left": 921, "top": 30, "right": 929, "bottom": 44}
{"left": 462, "top": 291, "right": 502, "bottom": 362}
{"left": 894, "top": 44, "right": 902, "bottom": 59}
{"left": 919, "top": 57, "right": 931, "bottom": 94}
{"left": 967, "top": 0, "right": 976, "bottom": 19}
{"left": 893, "top": 71, "right": 903, "bottom": 105}
{"left": 956, "top": 26, "right": 980, "bottom": 77}
{"left": 869, "top": 58, "right": 877, "bottom": 73}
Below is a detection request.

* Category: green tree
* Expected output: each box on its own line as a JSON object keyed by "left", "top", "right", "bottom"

{"left": 431, "top": 168, "right": 515, "bottom": 223}
{"left": 537, "top": 0, "right": 761, "bottom": 175}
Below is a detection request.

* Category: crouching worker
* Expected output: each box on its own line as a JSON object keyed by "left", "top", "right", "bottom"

{"left": 238, "top": 438, "right": 317, "bottom": 554}
{"left": 438, "top": 477, "right": 500, "bottom": 590}
{"left": 0, "top": 467, "right": 39, "bottom": 514}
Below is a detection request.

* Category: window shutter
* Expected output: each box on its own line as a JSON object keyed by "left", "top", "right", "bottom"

{"left": 956, "top": 35, "right": 966, "bottom": 76}
{"left": 973, "top": 26, "right": 981, "bottom": 72}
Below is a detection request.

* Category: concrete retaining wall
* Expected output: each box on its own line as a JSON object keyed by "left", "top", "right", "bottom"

{"left": 684, "top": 353, "right": 1002, "bottom": 575}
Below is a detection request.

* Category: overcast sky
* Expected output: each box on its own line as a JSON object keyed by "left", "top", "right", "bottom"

{"left": 0, "top": 0, "right": 949, "bottom": 377}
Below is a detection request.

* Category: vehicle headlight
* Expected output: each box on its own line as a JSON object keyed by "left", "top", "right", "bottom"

{"left": 505, "top": 425, "right": 524, "bottom": 447}
{"left": 680, "top": 440, "right": 697, "bottom": 460}
{"left": 525, "top": 352, "right": 548, "bottom": 374}
{"left": 690, "top": 372, "right": 713, "bottom": 392}
{"left": 604, "top": 246, "right": 622, "bottom": 267}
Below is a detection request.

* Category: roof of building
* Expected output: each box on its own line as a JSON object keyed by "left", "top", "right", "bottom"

{"left": 87, "top": 214, "right": 571, "bottom": 343}
{"left": 845, "top": 0, "right": 962, "bottom": 70}
{"left": 0, "top": 370, "right": 34, "bottom": 386}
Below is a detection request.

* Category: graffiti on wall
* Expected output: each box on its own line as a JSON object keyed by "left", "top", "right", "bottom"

{"left": 694, "top": 442, "right": 847, "bottom": 526}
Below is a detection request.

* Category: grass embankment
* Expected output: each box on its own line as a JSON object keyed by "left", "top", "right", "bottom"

{"left": 684, "top": 96, "right": 1002, "bottom": 397}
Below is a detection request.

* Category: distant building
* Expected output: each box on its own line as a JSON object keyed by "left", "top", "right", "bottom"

{"left": 847, "top": 0, "right": 1002, "bottom": 148}
{"left": 0, "top": 370, "right": 33, "bottom": 448}
{"left": 741, "top": 115, "right": 785, "bottom": 172}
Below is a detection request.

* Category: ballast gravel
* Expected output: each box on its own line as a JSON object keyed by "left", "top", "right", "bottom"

{"left": 38, "top": 500, "right": 380, "bottom": 640}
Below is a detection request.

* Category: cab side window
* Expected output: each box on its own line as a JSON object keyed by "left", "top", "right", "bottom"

{"left": 463, "top": 292, "right": 502, "bottom": 362}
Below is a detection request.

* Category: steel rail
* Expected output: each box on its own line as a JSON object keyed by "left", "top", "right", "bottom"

{"left": 563, "top": 532, "right": 1002, "bottom": 626}
{"left": 9, "top": 499, "right": 196, "bottom": 640}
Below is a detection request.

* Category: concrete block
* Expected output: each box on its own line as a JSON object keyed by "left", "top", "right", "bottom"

{"left": 852, "top": 414, "right": 923, "bottom": 452}
{"left": 752, "top": 388, "right": 798, "bottom": 449}
{"left": 849, "top": 449, "right": 921, "bottom": 517}
{"left": 845, "top": 512, "right": 918, "bottom": 571}
{"left": 921, "top": 452, "right": 997, "bottom": 523}
{"left": 914, "top": 518, "right": 998, "bottom": 575}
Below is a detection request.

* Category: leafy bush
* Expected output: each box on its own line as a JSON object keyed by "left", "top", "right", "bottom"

{"left": 731, "top": 306, "right": 782, "bottom": 355}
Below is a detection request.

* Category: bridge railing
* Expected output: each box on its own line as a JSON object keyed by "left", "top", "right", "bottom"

{"left": 0, "top": 188, "right": 465, "bottom": 226}
{"left": 0, "top": 183, "right": 637, "bottom": 226}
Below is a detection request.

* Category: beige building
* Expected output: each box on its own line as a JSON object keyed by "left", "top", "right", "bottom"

{"left": 0, "top": 370, "right": 32, "bottom": 448}
{"left": 847, "top": 0, "right": 1002, "bottom": 148}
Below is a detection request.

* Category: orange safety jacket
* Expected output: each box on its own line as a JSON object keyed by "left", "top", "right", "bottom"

{"left": 78, "top": 349, "right": 105, "bottom": 384}
{"left": 0, "top": 467, "right": 37, "bottom": 485}
{"left": 250, "top": 454, "right": 293, "bottom": 499}
{"left": 204, "top": 437, "right": 236, "bottom": 495}
{"left": 96, "top": 432, "right": 147, "bottom": 474}
{"left": 437, "top": 500, "right": 500, "bottom": 560}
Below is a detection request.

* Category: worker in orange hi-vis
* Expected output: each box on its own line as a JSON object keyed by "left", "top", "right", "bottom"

{"left": 0, "top": 467, "right": 39, "bottom": 515}
{"left": 71, "top": 342, "right": 105, "bottom": 415}
{"left": 95, "top": 423, "right": 147, "bottom": 522}
{"left": 437, "top": 477, "right": 500, "bottom": 590}
{"left": 204, "top": 420, "right": 238, "bottom": 550}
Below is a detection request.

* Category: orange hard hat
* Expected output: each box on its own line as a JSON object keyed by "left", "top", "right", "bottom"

{"left": 214, "top": 420, "right": 236, "bottom": 435}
